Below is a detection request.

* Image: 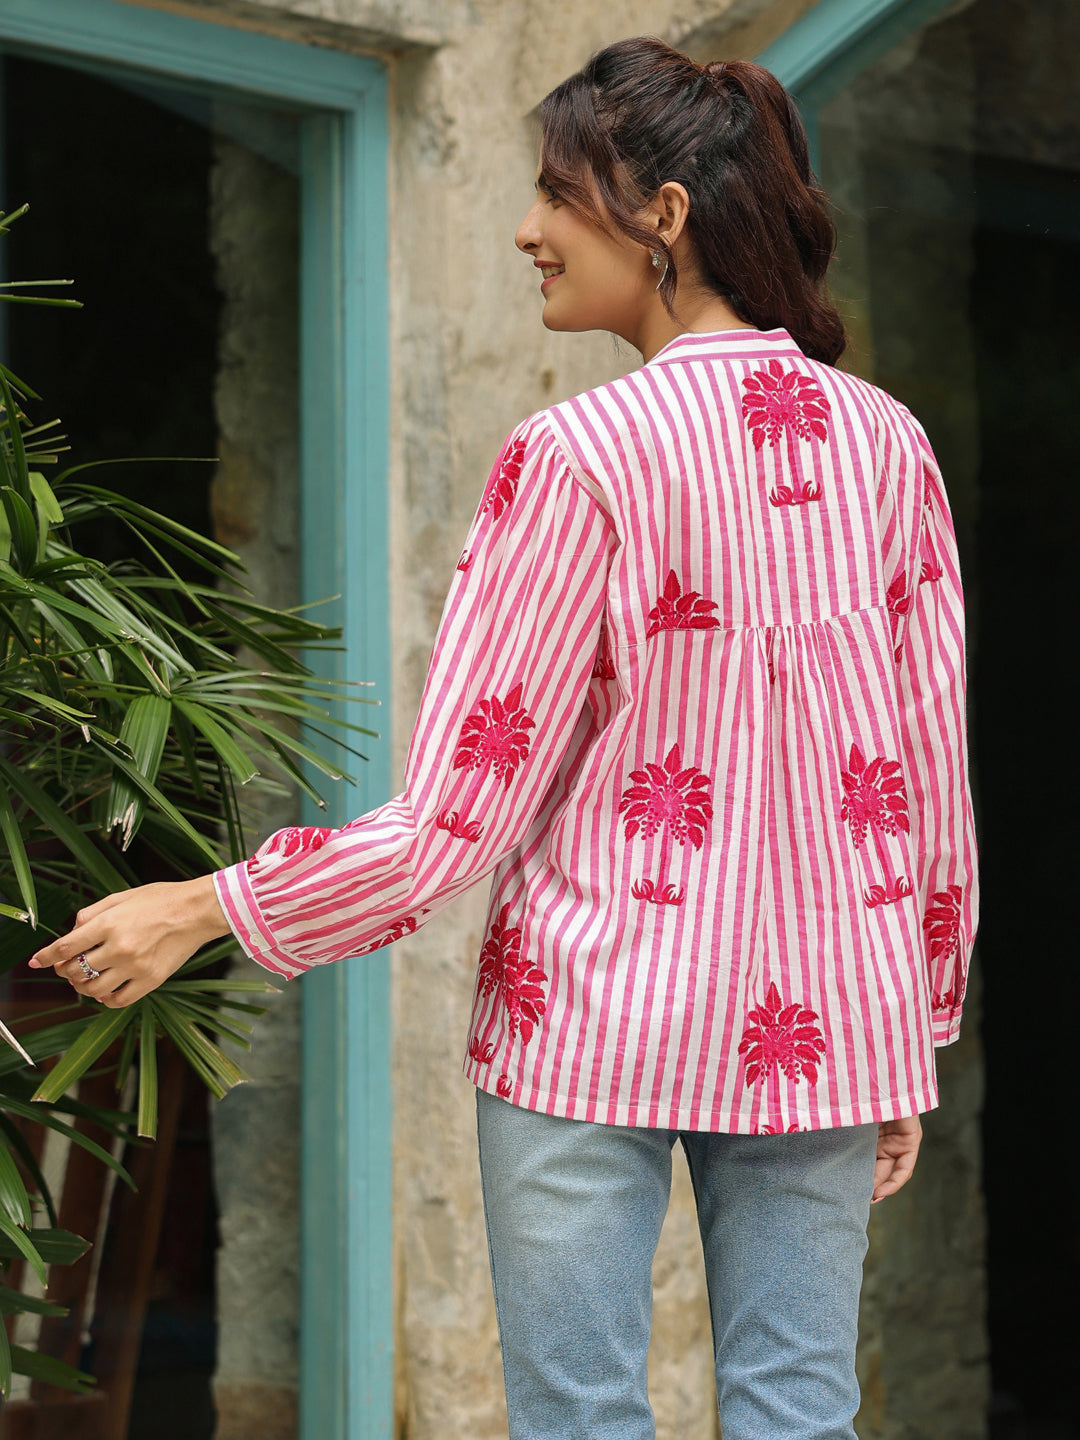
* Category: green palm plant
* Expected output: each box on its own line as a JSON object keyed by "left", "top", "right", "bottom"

{"left": 0, "top": 203, "right": 371, "bottom": 1397}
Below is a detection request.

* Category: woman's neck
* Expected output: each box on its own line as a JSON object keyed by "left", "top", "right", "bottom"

{"left": 630, "top": 288, "right": 756, "bottom": 363}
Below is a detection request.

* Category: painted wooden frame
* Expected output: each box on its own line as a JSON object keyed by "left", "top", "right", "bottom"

{"left": 0, "top": 3, "right": 391, "bottom": 1436}
{"left": 758, "top": 0, "right": 962, "bottom": 158}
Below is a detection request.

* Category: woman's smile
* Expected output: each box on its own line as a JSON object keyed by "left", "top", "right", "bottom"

{"left": 536, "top": 260, "right": 565, "bottom": 293}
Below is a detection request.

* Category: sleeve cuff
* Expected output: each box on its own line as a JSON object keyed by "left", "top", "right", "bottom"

{"left": 212, "top": 863, "right": 309, "bottom": 981}
{"left": 932, "top": 1008, "right": 963, "bottom": 1047}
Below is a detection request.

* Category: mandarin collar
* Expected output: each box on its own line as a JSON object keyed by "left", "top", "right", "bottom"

{"left": 645, "top": 327, "right": 804, "bottom": 366}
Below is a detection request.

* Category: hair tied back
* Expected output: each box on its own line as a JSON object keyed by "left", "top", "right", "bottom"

{"left": 702, "top": 60, "right": 730, "bottom": 93}
{"left": 538, "top": 37, "right": 847, "bottom": 365}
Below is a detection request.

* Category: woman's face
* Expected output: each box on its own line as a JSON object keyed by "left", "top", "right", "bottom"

{"left": 515, "top": 171, "right": 656, "bottom": 339}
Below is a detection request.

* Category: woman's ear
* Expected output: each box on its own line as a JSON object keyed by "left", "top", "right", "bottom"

{"left": 648, "top": 181, "right": 692, "bottom": 251}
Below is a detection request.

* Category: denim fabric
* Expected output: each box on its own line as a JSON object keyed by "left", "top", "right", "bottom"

{"left": 476, "top": 1089, "right": 877, "bottom": 1440}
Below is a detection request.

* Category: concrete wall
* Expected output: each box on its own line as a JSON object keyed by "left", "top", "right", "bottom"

{"left": 207, "top": 133, "right": 304, "bottom": 1440}
{"left": 175, "top": 1, "right": 996, "bottom": 1437}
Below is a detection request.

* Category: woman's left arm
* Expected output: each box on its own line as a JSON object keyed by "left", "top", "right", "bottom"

{"left": 31, "top": 419, "right": 615, "bottom": 1003}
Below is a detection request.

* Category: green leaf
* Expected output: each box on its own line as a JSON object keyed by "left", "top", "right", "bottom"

{"left": 0, "top": 1226, "right": 90, "bottom": 1267}
{"left": 89, "top": 740, "right": 223, "bottom": 868}
{"left": 164, "top": 979, "right": 279, "bottom": 995}
{"left": 0, "top": 1116, "right": 57, "bottom": 1227}
{"left": 10, "top": 1345, "right": 95, "bottom": 1394}
{"left": 59, "top": 482, "right": 236, "bottom": 565}
{"left": 0, "top": 1132, "right": 31, "bottom": 1230}
{"left": 3, "top": 688, "right": 93, "bottom": 723}
{"left": 0, "top": 783, "right": 37, "bottom": 925}
{"left": 1, "top": 486, "right": 37, "bottom": 570}
{"left": 102, "top": 694, "right": 172, "bottom": 847}
{"left": 152, "top": 1003, "right": 248, "bottom": 1100}
{"left": 0, "top": 1018, "right": 100, "bottom": 1080}
{"left": 115, "top": 1019, "right": 138, "bottom": 1096}
{"left": 138, "top": 1006, "right": 158, "bottom": 1141}
{"left": 0, "top": 1283, "right": 68, "bottom": 1318}
{"left": 28, "top": 471, "right": 64, "bottom": 546}
{"left": 0, "top": 369, "right": 31, "bottom": 501}
{"left": 0, "top": 1311, "right": 9, "bottom": 1398}
{"left": 28, "top": 1006, "right": 135, "bottom": 1105}
{"left": 0, "top": 758, "right": 130, "bottom": 897}
{"left": 0, "top": 1096, "right": 135, "bottom": 1191}
{"left": 0, "top": 1212, "right": 46, "bottom": 1286}
{"left": 172, "top": 698, "right": 259, "bottom": 786}
{"left": 0, "top": 904, "right": 29, "bottom": 924}
{"left": 162, "top": 995, "right": 253, "bottom": 1048}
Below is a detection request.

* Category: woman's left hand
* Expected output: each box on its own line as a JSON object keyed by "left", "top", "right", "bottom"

{"left": 872, "top": 1114, "right": 923, "bottom": 1202}
{"left": 28, "top": 876, "right": 231, "bottom": 1007}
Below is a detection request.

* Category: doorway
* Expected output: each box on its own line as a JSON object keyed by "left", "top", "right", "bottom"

{"left": 1, "top": 46, "right": 303, "bottom": 1439}
{"left": 817, "top": 0, "right": 1080, "bottom": 1433}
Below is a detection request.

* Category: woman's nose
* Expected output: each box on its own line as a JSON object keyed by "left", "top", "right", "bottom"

{"left": 515, "top": 200, "right": 543, "bottom": 254}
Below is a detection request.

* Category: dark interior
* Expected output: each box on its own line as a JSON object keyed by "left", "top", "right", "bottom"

{"left": 2, "top": 52, "right": 221, "bottom": 1439}
{"left": 971, "top": 204, "right": 1080, "bottom": 1440}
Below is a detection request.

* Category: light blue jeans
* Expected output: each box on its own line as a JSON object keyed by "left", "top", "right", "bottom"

{"left": 476, "top": 1089, "right": 877, "bottom": 1440}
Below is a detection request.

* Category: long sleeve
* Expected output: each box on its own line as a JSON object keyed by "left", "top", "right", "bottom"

{"left": 213, "top": 416, "right": 616, "bottom": 978}
{"left": 894, "top": 422, "right": 979, "bottom": 1045}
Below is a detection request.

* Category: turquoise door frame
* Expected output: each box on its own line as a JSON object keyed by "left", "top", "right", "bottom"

{"left": 758, "top": 0, "right": 962, "bottom": 159}
{"left": 0, "top": 3, "right": 392, "bottom": 1437}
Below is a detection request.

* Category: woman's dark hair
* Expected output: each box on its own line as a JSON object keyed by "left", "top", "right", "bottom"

{"left": 538, "top": 37, "right": 846, "bottom": 365}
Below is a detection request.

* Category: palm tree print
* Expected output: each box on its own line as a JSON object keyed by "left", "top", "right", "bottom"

{"left": 840, "top": 743, "right": 913, "bottom": 907}
{"left": 475, "top": 903, "right": 548, "bottom": 1046}
{"left": 260, "top": 826, "right": 333, "bottom": 859}
{"left": 619, "top": 742, "right": 712, "bottom": 906}
{"left": 739, "top": 983, "right": 826, "bottom": 1129}
{"left": 437, "top": 682, "right": 535, "bottom": 841}
{"left": 592, "top": 618, "right": 616, "bottom": 679}
{"left": 741, "top": 359, "right": 831, "bottom": 508}
{"left": 919, "top": 495, "right": 944, "bottom": 585}
{"left": 468, "top": 1035, "right": 495, "bottom": 1065}
{"left": 645, "top": 571, "right": 721, "bottom": 637}
{"left": 481, "top": 435, "right": 526, "bottom": 521}
{"left": 886, "top": 571, "right": 911, "bottom": 664}
{"left": 457, "top": 549, "right": 473, "bottom": 572}
{"left": 924, "top": 884, "right": 965, "bottom": 1011}
{"left": 924, "top": 884, "right": 962, "bottom": 961}
{"left": 353, "top": 910, "right": 428, "bottom": 957}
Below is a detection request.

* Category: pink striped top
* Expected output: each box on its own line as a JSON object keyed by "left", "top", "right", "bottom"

{"left": 214, "top": 327, "right": 978, "bottom": 1134}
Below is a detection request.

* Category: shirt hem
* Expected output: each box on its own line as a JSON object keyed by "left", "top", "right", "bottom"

{"left": 464, "top": 1057, "right": 938, "bottom": 1134}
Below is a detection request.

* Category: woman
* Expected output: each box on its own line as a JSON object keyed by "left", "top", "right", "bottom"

{"left": 32, "top": 37, "right": 977, "bottom": 1440}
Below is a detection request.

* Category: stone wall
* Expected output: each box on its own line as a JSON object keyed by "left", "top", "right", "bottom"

{"left": 157, "top": 1, "right": 999, "bottom": 1436}
{"left": 207, "top": 132, "right": 304, "bottom": 1440}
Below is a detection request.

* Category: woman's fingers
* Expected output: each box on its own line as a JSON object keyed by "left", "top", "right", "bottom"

{"left": 29, "top": 921, "right": 109, "bottom": 972}
{"left": 29, "top": 880, "right": 230, "bottom": 1003}
{"left": 872, "top": 1115, "right": 923, "bottom": 1203}
{"left": 64, "top": 964, "right": 122, "bottom": 1002}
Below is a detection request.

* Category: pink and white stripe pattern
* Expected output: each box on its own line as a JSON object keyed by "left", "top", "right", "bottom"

{"left": 214, "top": 328, "right": 978, "bottom": 1134}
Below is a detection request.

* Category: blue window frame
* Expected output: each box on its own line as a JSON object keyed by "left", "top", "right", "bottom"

{"left": 0, "top": 2, "right": 391, "bottom": 1436}
{"left": 758, "top": 0, "right": 962, "bottom": 161}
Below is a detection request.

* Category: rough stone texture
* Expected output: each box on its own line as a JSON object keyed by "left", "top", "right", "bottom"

{"left": 206, "top": 132, "right": 304, "bottom": 1440}
{"left": 183, "top": 2, "right": 998, "bottom": 1438}
{"left": 213, "top": 1384, "right": 300, "bottom": 1440}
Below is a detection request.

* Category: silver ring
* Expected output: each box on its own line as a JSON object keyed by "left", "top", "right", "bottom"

{"left": 76, "top": 954, "right": 100, "bottom": 982}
